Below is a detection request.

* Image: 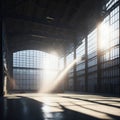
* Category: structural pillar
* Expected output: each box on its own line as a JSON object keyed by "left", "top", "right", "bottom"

{"left": 64, "top": 54, "right": 67, "bottom": 91}
{"left": 73, "top": 42, "right": 77, "bottom": 91}
{"left": 85, "top": 36, "right": 88, "bottom": 92}
{"left": 0, "top": 24, "right": 4, "bottom": 96}
{"left": 0, "top": 0, "right": 4, "bottom": 96}
{"left": 6, "top": 52, "right": 13, "bottom": 92}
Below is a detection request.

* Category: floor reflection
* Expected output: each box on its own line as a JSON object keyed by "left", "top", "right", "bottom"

{"left": 0, "top": 93, "right": 120, "bottom": 120}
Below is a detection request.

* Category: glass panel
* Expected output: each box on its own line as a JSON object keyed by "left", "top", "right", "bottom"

{"left": 13, "top": 50, "right": 59, "bottom": 91}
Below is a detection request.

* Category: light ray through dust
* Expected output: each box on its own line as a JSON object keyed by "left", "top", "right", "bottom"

{"left": 39, "top": 57, "right": 81, "bottom": 93}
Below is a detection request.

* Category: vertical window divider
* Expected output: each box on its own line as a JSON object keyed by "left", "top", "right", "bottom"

{"left": 85, "top": 36, "right": 88, "bottom": 92}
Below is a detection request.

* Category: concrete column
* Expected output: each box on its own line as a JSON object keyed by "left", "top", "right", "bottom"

{"left": 0, "top": 20, "right": 4, "bottom": 96}
{"left": 63, "top": 55, "right": 67, "bottom": 91}
{"left": 0, "top": 0, "right": 5, "bottom": 96}
{"left": 6, "top": 52, "right": 13, "bottom": 92}
{"left": 8, "top": 52, "right": 13, "bottom": 78}
{"left": 85, "top": 36, "right": 88, "bottom": 92}
{"left": 73, "top": 42, "right": 77, "bottom": 91}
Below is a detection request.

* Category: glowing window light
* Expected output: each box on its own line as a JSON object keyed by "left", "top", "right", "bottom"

{"left": 42, "top": 53, "right": 58, "bottom": 70}
{"left": 66, "top": 52, "right": 74, "bottom": 66}
{"left": 59, "top": 58, "right": 64, "bottom": 70}
{"left": 99, "top": 22, "right": 110, "bottom": 50}
{"left": 76, "top": 39, "right": 85, "bottom": 64}
{"left": 40, "top": 58, "right": 79, "bottom": 93}
{"left": 39, "top": 52, "right": 59, "bottom": 92}
{"left": 13, "top": 50, "right": 59, "bottom": 91}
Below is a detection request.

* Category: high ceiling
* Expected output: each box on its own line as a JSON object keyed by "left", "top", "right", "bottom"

{"left": 3, "top": 0, "right": 105, "bottom": 56}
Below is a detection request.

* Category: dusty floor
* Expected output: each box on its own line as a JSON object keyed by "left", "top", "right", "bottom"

{"left": 0, "top": 93, "right": 120, "bottom": 120}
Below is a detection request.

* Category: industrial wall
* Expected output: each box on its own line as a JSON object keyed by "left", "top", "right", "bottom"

{"left": 10, "top": 0, "right": 119, "bottom": 96}
{"left": 61, "top": 0, "right": 119, "bottom": 95}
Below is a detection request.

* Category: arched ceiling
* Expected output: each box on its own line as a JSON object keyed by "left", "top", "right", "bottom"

{"left": 3, "top": 0, "right": 105, "bottom": 56}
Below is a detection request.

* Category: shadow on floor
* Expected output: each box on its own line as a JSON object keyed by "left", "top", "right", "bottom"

{"left": 61, "top": 96, "right": 120, "bottom": 120}
{"left": 62, "top": 95, "right": 120, "bottom": 108}
{"left": 0, "top": 95, "right": 106, "bottom": 120}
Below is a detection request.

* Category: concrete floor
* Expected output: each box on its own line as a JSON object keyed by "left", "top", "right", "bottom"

{"left": 0, "top": 93, "right": 120, "bottom": 120}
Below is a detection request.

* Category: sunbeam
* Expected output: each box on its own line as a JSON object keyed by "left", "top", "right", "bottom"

{"left": 39, "top": 57, "right": 81, "bottom": 93}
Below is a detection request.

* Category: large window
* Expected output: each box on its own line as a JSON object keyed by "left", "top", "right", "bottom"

{"left": 66, "top": 52, "right": 74, "bottom": 66}
{"left": 87, "top": 29, "right": 97, "bottom": 57}
{"left": 13, "top": 50, "right": 58, "bottom": 69}
{"left": 100, "top": 6, "right": 119, "bottom": 61}
{"left": 87, "top": 29, "right": 98, "bottom": 92}
{"left": 100, "top": 5, "right": 119, "bottom": 94}
{"left": 66, "top": 52, "right": 74, "bottom": 90}
{"left": 76, "top": 39, "right": 85, "bottom": 64}
{"left": 106, "top": 0, "right": 119, "bottom": 10}
{"left": 75, "top": 39, "right": 86, "bottom": 91}
{"left": 59, "top": 57, "right": 64, "bottom": 70}
{"left": 65, "top": 1, "right": 119, "bottom": 95}
{"left": 13, "top": 50, "right": 59, "bottom": 91}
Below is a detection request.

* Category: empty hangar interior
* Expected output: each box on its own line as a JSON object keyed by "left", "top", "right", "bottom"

{"left": 0, "top": 0, "right": 120, "bottom": 96}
